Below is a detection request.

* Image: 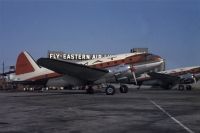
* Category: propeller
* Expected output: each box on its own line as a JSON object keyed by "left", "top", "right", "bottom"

{"left": 129, "top": 65, "right": 137, "bottom": 85}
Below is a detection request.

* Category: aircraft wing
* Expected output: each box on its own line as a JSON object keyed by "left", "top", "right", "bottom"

{"left": 148, "top": 72, "right": 180, "bottom": 83}
{"left": 37, "top": 58, "right": 109, "bottom": 82}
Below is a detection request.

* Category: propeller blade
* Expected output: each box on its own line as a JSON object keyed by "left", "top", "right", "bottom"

{"left": 129, "top": 65, "right": 137, "bottom": 85}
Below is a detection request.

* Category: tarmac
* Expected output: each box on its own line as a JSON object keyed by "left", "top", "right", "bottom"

{"left": 0, "top": 89, "right": 200, "bottom": 133}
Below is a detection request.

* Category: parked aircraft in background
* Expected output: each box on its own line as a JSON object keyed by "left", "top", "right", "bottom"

{"left": 9, "top": 51, "right": 165, "bottom": 95}
{"left": 137, "top": 66, "right": 200, "bottom": 90}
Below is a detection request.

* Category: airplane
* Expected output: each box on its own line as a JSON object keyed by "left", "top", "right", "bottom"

{"left": 9, "top": 51, "right": 165, "bottom": 95}
{"left": 137, "top": 66, "right": 200, "bottom": 90}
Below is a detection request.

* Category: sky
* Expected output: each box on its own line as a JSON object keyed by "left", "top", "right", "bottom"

{"left": 0, "top": 0, "right": 200, "bottom": 72}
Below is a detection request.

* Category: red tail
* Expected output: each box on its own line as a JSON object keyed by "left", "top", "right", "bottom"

{"left": 16, "top": 52, "right": 37, "bottom": 75}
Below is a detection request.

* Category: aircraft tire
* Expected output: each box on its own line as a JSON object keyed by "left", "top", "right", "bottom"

{"left": 186, "top": 85, "right": 192, "bottom": 91}
{"left": 105, "top": 85, "right": 115, "bottom": 95}
{"left": 178, "top": 85, "right": 185, "bottom": 91}
{"left": 119, "top": 85, "right": 128, "bottom": 93}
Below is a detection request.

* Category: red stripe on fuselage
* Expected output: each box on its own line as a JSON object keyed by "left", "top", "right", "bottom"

{"left": 91, "top": 53, "right": 162, "bottom": 69}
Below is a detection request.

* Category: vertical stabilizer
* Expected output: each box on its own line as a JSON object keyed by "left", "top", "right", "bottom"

{"left": 16, "top": 51, "right": 40, "bottom": 75}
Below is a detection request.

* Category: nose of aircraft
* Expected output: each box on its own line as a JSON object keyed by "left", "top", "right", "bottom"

{"left": 156, "top": 57, "right": 165, "bottom": 71}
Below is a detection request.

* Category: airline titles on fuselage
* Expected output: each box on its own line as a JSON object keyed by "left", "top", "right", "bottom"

{"left": 49, "top": 53, "right": 111, "bottom": 61}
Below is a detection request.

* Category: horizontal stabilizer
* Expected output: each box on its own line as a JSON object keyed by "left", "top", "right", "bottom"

{"left": 0, "top": 71, "right": 15, "bottom": 76}
{"left": 12, "top": 79, "right": 48, "bottom": 85}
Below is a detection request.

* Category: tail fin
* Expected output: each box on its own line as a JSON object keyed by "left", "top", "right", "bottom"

{"left": 16, "top": 51, "right": 40, "bottom": 75}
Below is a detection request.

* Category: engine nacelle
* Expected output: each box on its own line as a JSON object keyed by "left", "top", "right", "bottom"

{"left": 179, "top": 73, "right": 196, "bottom": 84}
{"left": 107, "top": 64, "right": 131, "bottom": 75}
{"left": 105, "top": 64, "right": 133, "bottom": 83}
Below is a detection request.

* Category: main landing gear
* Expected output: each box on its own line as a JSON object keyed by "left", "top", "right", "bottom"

{"left": 85, "top": 84, "right": 129, "bottom": 95}
{"left": 178, "top": 84, "right": 192, "bottom": 91}
{"left": 105, "top": 84, "right": 129, "bottom": 95}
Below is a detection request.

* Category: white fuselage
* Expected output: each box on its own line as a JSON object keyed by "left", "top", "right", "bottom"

{"left": 11, "top": 52, "right": 165, "bottom": 87}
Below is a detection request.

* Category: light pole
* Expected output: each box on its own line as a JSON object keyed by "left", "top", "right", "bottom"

{"left": 2, "top": 61, "right": 4, "bottom": 75}
{"left": 2, "top": 61, "right": 5, "bottom": 80}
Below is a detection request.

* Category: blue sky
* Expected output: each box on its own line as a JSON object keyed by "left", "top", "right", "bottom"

{"left": 0, "top": 0, "right": 200, "bottom": 71}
